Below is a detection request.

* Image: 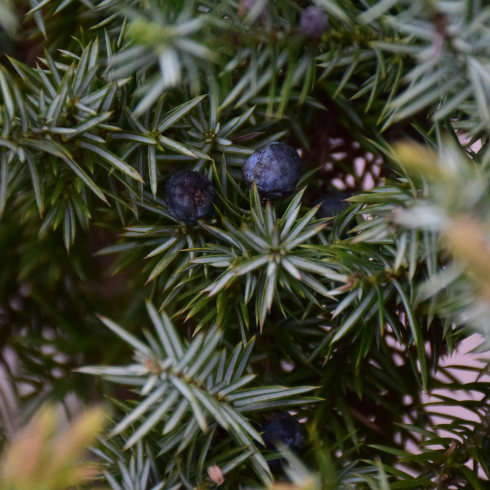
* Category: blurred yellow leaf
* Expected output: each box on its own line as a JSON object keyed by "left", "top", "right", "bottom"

{"left": 0, "top": 405, "right": 105, "bottom": 490}
{"left": 445, "top": 216, "right": 490, "bottom": 301}
{"left": 393, "top": 141, "right": 443, "bottom": 179}
{"left": 1, "top": 407, "right": 57, "bottom": 486}
{"left": 445, "top": 216, "right": 490, "bottom": 282}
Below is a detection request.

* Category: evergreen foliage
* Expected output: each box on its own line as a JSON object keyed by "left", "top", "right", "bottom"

{"left": 1, "top": 1, "right": 490, "bottom": 489}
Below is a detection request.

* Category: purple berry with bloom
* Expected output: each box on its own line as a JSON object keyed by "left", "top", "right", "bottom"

{"left": 242, "top": 142, "right": 301, "bottom": 199}
{"left": 299, "top": 6, "right": 328, "bottom": 38}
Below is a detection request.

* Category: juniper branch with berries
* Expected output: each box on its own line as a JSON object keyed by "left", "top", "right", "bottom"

{"left": 2, "top": 1, "right": 490, "bottom": 490}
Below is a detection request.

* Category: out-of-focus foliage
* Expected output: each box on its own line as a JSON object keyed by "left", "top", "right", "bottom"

{"left": 0, "top": 1, "right": 18, "bottom": 38}
{"left": 0, "top": 405, "right": 104, "bottom": 490}
{"left": 391, "top": 139, "right": 490, "bottom": 338}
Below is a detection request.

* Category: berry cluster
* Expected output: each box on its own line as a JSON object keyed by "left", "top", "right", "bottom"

{"left": 165, "top": 143, "right": 352, "bottom": 227}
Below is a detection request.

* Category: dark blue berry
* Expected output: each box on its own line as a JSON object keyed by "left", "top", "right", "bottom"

{"left": 261, "top": 412, "right": 304, "bottom": 452}
{"left": 316, "top": 192, "right": 351, "bottom": 219}
{"left": 165, "top": 170, "right": 215, "bottom": 224}
{"left": 299, "top": 6, "right": 328, "bottom": 38}
{"left": 242, "top": 142, "right": 301, "bottom": 198}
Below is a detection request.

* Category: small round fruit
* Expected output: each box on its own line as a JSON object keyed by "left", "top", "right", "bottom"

{"left": 317, "top": 192, "right": 351, "bottom": 219}
{"left": 299, "top": 6, "right": 328, "bottom": 38}
{"left": 242, "top": 142, "right": 301, "bottom": 198}
{"left": 165, "top": 170, "right": 215, "bottom": 224}
{"left": 261, "top": 412, "right": 304, "bottom": 452}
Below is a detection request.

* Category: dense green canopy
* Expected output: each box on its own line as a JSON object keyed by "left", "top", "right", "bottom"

{"left": 1, "top": 1, "right": 490, "bottom": 489}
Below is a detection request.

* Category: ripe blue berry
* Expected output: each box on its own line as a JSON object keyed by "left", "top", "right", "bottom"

{"left": 242, "top": 142, "right": 301, "bottom": 198}
{"left": 299, "top": 6, "right": 328, "bottom": 38}
{"left": 165, "top": 170, "right": 215, "bottom": 224}
{"left": 317, "top": 192, "right": 351, "bottom": 219}
{"left": 261, "top": 412, "right": 304, "bottom": 452}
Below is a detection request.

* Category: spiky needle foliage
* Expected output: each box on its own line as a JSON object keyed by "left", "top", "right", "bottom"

{"left": 3, "top": 1, "right": 490, "bottom": 489}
